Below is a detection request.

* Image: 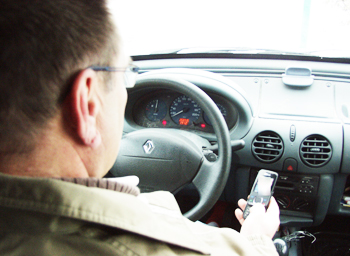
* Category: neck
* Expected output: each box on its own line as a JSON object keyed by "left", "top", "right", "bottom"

{"left": 0, "top": 117, "right": 95, "bottom": 178}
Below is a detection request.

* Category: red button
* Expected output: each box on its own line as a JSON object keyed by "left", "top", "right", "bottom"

{"left": 283, "top": 158, "right": 297, "bottom": 172}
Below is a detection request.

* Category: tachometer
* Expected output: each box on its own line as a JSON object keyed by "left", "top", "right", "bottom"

{"left": 203, "top": 103, "right": 227, "bottom": 125}
{"left": 170, "top": 95, "right": 201, "bottom": 126}
{"left": 145, "top": 99, "right": 167, "bottom": 121}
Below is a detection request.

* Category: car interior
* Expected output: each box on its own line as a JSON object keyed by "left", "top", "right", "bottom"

{"left": 108, "top": 1, "right": 350, "bottom": 255}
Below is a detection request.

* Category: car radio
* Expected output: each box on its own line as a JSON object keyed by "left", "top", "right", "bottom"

{"left": 250, "top": 170, "right": 320, "bottom": 214}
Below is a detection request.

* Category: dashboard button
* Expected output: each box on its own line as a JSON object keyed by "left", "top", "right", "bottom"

{"left": 283, "top": 158, "right": 298, "bottom": 172}
{"left": 290, "top": 125, "right": 296, "bottom": 142}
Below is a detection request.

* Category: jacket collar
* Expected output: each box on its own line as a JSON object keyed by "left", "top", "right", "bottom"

{"left": 53, "top": 177, "right": 140, "bottom": 196}
{"left": 0, "top": 173, "right": 209, "bottom": 254}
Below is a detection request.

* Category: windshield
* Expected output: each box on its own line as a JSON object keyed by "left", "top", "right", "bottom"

{"left": 109, "top": 0, "right": 350, "bottom": 58}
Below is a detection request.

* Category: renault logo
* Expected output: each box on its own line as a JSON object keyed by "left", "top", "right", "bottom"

{"left": 143, "top": 140, "right": 155, "bottom": 154}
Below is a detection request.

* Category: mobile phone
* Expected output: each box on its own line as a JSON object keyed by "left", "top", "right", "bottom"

{"left": 243, "top": 169, "right": 278, "bottom": 219}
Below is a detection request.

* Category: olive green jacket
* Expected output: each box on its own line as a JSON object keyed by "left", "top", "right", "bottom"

{"left": 0, "top": 174, "right": 278, "bottom": 256}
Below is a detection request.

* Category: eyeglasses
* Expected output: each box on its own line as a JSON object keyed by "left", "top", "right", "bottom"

{"left": 90, "top": 64, "right": 140, "bottom": 88}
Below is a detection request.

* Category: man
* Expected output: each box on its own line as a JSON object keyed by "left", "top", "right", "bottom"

{"left": 0, "top": 0, "right": 280, "bottom": 255}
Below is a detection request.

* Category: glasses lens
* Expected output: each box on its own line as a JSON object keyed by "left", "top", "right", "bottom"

{"left": 124, "top": 70, "right": 137, "bottom": 88}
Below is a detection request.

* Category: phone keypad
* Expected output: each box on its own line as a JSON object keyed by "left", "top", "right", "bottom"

{"left": 248, "top": 195, "right": 269, "bottom": 206}
{"left": 243, "top": 204, "right": 252, "bottom": 219}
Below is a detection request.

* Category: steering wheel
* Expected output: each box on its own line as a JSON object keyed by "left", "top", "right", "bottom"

{"left": 110, "top": 72, "right": 232, "bottom": 221}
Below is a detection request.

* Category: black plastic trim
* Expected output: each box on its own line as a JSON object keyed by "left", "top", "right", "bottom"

{"left": 132, "top": 53, "right": 350, "bottom": 64}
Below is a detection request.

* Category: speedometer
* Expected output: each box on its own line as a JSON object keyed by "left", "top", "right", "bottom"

{"left": 170, "top": 95, "right": 201, "bottom": 125}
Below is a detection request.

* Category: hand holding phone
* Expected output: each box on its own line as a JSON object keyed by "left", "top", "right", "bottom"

{"left": 243, "top": 169, "right": 278, "bottom": 219}
{"left": 235, "top": 196, "right": 280, "bottom": 239}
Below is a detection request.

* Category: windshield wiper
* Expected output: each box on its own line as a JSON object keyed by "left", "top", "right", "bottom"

{"left": 141, "top": 47, "right": 350, "bottom": 63}
{"left": 305, "top": 49, "right": 350, "bottom": 59}
{"left": 151, "top": 47, "right": 311, "bottom": 56}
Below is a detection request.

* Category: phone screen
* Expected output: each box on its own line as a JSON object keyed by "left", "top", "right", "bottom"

{"left": 249, "top": 172, "right": 277, "bottom": 205}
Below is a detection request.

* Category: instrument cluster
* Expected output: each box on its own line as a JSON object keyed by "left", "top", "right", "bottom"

{"left": 132, "top": 90, "right": 238, "bottom": 133}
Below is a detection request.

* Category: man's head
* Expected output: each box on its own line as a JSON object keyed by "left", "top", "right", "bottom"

{"left": 0, "top": 0, "right": 129, "bottom": 177}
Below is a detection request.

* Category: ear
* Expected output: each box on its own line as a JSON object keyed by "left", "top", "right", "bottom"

{"left": 67, "top": 69, "right": 102, "bottom": 148}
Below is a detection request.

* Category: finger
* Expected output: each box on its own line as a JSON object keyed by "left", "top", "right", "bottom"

{"left": 234, "top": 208, "right": 245, "bottom": 225}
{"left": 266, "top": 197, "right": 280, "bottom": 216}
{"left": 237, "top": 199, "right": 247, "bottom": 211}
{"left": 266, "top": 197, "right": 281, "bottom": 231}
{"left": 249, "top": 203, "right": 266, "bottom": 216}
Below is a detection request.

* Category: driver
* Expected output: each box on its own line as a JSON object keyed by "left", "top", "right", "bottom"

{"left": 0, "top": 0, "right": 280, "bottom": 255}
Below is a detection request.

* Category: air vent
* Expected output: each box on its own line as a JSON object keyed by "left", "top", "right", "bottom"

{"left": 252, "top": 131, "right": 284, "bottom": 163}
{"left": 300, "top": 135, "right": 332, "bottom": 167}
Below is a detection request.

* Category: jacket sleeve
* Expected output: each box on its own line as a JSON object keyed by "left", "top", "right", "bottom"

{"left": 183, "top": 220, "right": 278, "bottom": 256}
{"left": 141, "top": 191, "right": 278, "bottom": 256}
{"left": 245, "top": 234, "right": 279, "bottom": 256}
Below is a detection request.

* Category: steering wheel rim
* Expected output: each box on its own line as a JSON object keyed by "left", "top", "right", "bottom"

{"left": 112, "top": 74, "right": 232, "bottom": 221}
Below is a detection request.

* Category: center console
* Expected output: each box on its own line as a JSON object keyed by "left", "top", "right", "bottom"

{"left": 249, "top": 170, "right": 333, "bottom": 227}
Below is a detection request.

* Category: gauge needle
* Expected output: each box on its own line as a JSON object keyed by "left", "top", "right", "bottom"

{"left": 171, "top": 109, "right": 184, "bottom": 117}
{"left": 171, "top": 108, "right": 190, "bottom": 117}
{"left": 154, "top": 100, "right": 158, "bottom": 113}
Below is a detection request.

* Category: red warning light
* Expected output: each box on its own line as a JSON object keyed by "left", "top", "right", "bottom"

{"left": 162, "top": 120, "right": 167, "bottom": 126}
{"left": 201, "top": 123, "right": 206, "bottom": 128}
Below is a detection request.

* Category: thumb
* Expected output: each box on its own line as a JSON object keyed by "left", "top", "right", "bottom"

{"left": 249, "top": 203, "right": 266, "bottom": 216}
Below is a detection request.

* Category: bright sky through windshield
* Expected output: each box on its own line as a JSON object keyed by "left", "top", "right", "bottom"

{"left": 109, "top": 0, "right": 350, "bottom": 57}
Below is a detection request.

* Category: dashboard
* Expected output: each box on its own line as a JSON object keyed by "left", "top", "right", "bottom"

{"left": 120, "top": 54, "right": 350, "bottom": 230}
{"left": 131, "top": 89, "right": 238, "bottom": 133}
